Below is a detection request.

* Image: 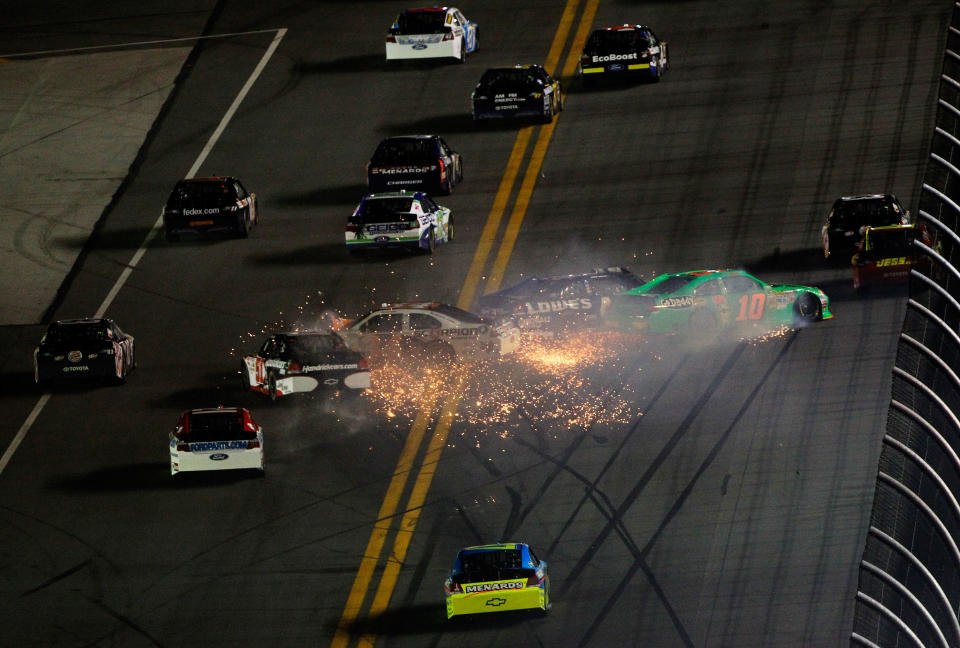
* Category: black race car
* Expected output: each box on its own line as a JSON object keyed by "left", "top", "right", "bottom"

{"left": 162, "top": 176, "right": 258, "bottom": 241}
{"left": 475, "top": 267, "right": 643, "bottom": 333}
{"left": 472, "top": 65, "right": 563, "bottom": 123}
{"left": 579, "top": 25, "right": 668, "bottom": 85}
{"left": 366, "top": 135, "right": 462, "bottom": 195}
{"left": 240, "top": 331, "right": 371, "bottom": 401}
{"left": 820, "top": 193, "right": 909, "bottom": 260}
{"left": 34, "top": 318, "right": 135, "bottom": 385}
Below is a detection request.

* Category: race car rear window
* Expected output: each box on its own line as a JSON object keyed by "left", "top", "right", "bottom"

{"left": 371, "top": 138, "right": 438, "bottom": 164}
{"left": 394, "top": 11, "right": 447, "bottom": 34}
{"left": 45, "top": 322, "right": 110, "bottom": 344}
{"left": 479, "top": 68, "right": 541, "bottom": 88}
{"left": 185, "top": 412, "right": 254, "bottom": 442}
{"left": 459, "top": 549, "right": 528, "bottom": 582}
{"left": 644, "top": 275, "right": 696, "bottom": 294}
{"left": 359, "top": 198, "right": 416, "bottom": 223}
{"left": 585, "top": 30, "right": 649, "bottom": 55}
{"left": 833, "top": 200, "right": 901, "bottom": 229}
{"left": 169, "top": 181, "right": 236, "bottom": 205}
{"left": 867, "top": 229, "right": 914, "bottom": 255}
{"left": 284, "top": 335, "right": 346, "bottom": 361}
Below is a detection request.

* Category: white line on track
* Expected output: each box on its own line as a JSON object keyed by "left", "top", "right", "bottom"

{"left": 0, "top": 27, "right": 287, "bottom": 477}
{"left": 0, "top": 29, "right": 283, "bottom": 59}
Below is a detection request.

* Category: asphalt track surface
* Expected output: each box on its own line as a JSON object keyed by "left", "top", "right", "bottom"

{"left": 0, "top": 1, "right": 951, "bottom": 647}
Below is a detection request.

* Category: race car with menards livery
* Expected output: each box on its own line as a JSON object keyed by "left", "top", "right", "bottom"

{"left": 604, "top": 269, "right": 832, "bottom": 335}
{"left": 475, "top": 267, "right": 643, "bottom": 333}
{"left": 367, "top": 135, "right": 462, "bottom": 195}
{"left": 444, "top": 543, "right": 550, "bottom": 619}
{"left": 579, "top": 24, "right": 668, "bottom": 85}
{"left": 241, "top": 331, "right": 370, "bottom": 401}
{"left": 472, "top": 65, "right": 563, "bottom": 123}
{"left": 162, "top": 176, "right": 258, "bottom": 241}
{"left": 336, "top": 302, "right": 519, "bottom": 363}
{"left": 385, "top": 6, "right": 478, "bottom": 63}
{"left": 34, "top": 317, "right": 135, "bottom": 385}
{"left": 346, "top": 191, "right": 452, "bottom": 255}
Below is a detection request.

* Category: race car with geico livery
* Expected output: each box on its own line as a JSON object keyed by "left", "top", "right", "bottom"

{"left": 169, "top": 407, "right": 264, "bottom": 477}
{"left": 579, "top": 25, "right": 668, "bottom": 85}
{"left": 604, "top": 269, "right": 833, "bottom": 335}
{"left": 444, "top": 543, "right": 550, "bottom": 619}
{"left": 346, "top": 191, "right": 452, "bottom": 255}
{"left": 241, "top": 331, "right": 370, "bottom": 401}
{"left": 162, "top": 176, "right": 258, "bottom": 241}
{"left": 335, "top": 302, "right": 520, "bottom": 363}
{"left": 366, "top": 135, "right": 462, "bottom": 195}
{"left": 472, "top": 65, "right": 563, "bottom": 123}
{"left": 475, "top": 267, "right": 643, "bottom": 333}
{"left": 34, "top": 317, "right": 135, "bottom": 385}
{"left": 386, "top": 6, "right": 478, "bottom": 63}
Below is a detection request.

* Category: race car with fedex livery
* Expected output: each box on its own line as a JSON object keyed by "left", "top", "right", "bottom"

{"left": 162, "top": 176, "right": 258, "bottom": 241}
{"left": 472, "top": 65, "right": 563, "bottom": 123}
{"left": 169, "top": 407, "right": 264, "bottom": 477}
{"left": 821, "top": 193, "right": 909, "bottom": 259}
{"left": 336, "top": 302, "right": 520, "bottom": 362}
{"left": 444, "top": 543, "right": 550, "bottom": 619}
{"left": 852, "top": 223, "right": 931, "bottom": 290}
{"left": 475, "top": 267, "right": 643, "bottom": 333}
{"left": 346, "top": 191, "right": 452, "bottom": 255}
{"left": 386, "top": 6, "right": 478, "bottom": 63}
{"left": 34, "top": 317, "right": 135, "bottom": 385}
{"left": 366, "top": 135, "right": 462, "bottom": 195}
{"left": 579, "top": 24, "right": 668, "bottom": 85}
{"left": 241, "top": 331, "right": 370, "bottom": 401}
{"left": 605, "top": 269, "right": 832, "bottom": 335}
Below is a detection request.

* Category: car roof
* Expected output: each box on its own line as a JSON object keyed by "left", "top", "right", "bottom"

{"left": 186, "top": 406, "right": 244, "bottom": 416}
{"left": 837, "top": 193, "right": 895, "bottom": 202}
{"left": 363, "top": 191, "right": 428, "bottom": 201}
{"left": 404, "top": 6, "right": 450, "bottom": 12}
{"left": 53, "top": 317, "right": 110, "bottom": 326}
{"left": 596, "top": 24, "right": 651, "bottom": 32}
{"left": 181, "top": 176, "right": 237, "bottom": 183}
{"left": 485, "top": 64, "right": 542, "bottom": 72}
{"left": 460, "top": 542, "right": 529, "bottom": 553}
{"left": 380, "top": 134, "right": 438, "bottom": 142}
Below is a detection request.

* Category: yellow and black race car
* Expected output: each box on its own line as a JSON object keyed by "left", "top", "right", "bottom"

{"left": 443, "top": 542, "right": 550, "bottom": 619}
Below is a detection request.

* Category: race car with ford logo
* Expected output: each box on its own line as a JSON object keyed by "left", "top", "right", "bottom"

{"left": 604, "top": 269, "right": 833, "bottom": 335}
{"left": 386, "top": 6, "right": 478, "bottom": 63}
{"left": 34, "top": 317, "right": 135, "bottom": 385}
{"left": 335, "top": 302, "right": 520, "bottom": 363}
{"left": 579, "top": 24, "right": 668, "bottom": 85}
{"left": 346, "top": 191, "right": 452, "bottom": 255}
{"left": 475, "top": 267, "right": 643, "bottom": 334}
{"left": 241, "top": 331, "right": 370, "bottom": 401}
{"left": 169, "top": 407, "right": 264, "bottom": 477}
{"left": 366, "top": 135, "right": 462, "bottom": 195}
{"left": 162, "top": 176, "right": 258, "bottom": 241}
{"left": 444, "top": 543, "right": 550, "bottom": 619}
{"left": 472, "top": 65, "right": 563, "bottom": 123}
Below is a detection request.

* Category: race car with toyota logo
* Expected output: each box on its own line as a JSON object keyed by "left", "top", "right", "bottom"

{"left": 444, "top": 543, "right": 550, "bottom": 619}
{"left": 472, "top": 65, "right": 563, "bottom": 123}
{"left": 475, "top": 267, "right": 643, "bottom": 334}
{"left": 366, "top": 135, "right": 462, "bottom": 195}
{"left": 821, "top": 193, "right": 909, "bottom": 260}
{"left": 241, "top": 331, "right": 370, "bottom": 401}
{"left": 335, "top": 302, "right": 520, "bottom": 363}
{"left": 604, "top": 269, "right": 833, "bottom": 335}
{"left": 34, "top": 317, "right": 135, "bottom": 385}
{"left": 579, "top": 25, "right": 668, "bottom": 85}
{"left": 169, "top": 407, "right": 264, "bottom": 477}
{"left": 162, "top": 176, "right": 258, "bottom": 241}
{"left": 346, "top": 191, "right": 452, "bottom": 255}
{"left": 386, "top": 6, "right": 478, "bottom": 63}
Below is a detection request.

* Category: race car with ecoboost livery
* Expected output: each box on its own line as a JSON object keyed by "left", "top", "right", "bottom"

{"left": 34, "top": 317, "right": 135, "bottom": 385}
{"left": 386, "top": 6, "right": 478, "bottom": 63}
{"left": 162, "top": 176, "right": 258, "bottom": 241}
{"left": 472, "top": 65, "right": 563, "bottom": 123}
{"left": 475, "top": 267, "right": 643, "bottom": 333}
{"left": 241, "top": 331, "right": 370, "bottom": 401}
{"left": 605, "top": 269, "right": 833, "bottom": 335}
{"left": 821, "top": 193, "right": 908, "bottom": 260}
{"left": 579, "top": 24, "right": 668, "bottom": 85}
{"left": 336, "top": 302, "right": 520, "bottom": 362}
{"left": 444, "top": 543, "right": 550, "bottom": 619}
{"left": 366, "top": 135, "right": 462, "bottom": 195}
{"left": 169, "top": 407, "right": 264, "bottom": 477}
{"left": 852, "top": 223, "right": 931, "bottom": 290}
{"left": 346, "top": 191, "right": 452, "bottom": 255}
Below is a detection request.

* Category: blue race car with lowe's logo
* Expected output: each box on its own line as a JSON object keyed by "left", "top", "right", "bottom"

{"left": 444, "top": 543, "right": 550, "bottom": 619}
{"left": 346, "top": 191, "right": 452, "bottom": 255}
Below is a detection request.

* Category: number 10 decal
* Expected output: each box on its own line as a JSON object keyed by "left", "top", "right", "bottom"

{"left": 736, "top": 293, "right": 765, "bottom": 321}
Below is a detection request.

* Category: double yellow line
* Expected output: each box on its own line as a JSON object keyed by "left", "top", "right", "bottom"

{"left": 331, "top": 1, "right": 599, "bottom": 645}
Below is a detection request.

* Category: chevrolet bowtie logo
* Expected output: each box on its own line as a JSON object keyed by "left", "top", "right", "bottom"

{"left": 486, "top": 597, "right": 507, "bottom": 607}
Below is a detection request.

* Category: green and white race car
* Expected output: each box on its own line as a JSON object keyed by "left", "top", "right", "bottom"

{"left": 604, "top": 269, "right": 833, "bottom": 335}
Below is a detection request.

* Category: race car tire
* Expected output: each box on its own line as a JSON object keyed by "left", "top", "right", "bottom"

{"left": 425, "top": 227, "right": 436, "bottom": 254}
{"left": 440, "top": 177, "right": 451, "bottom": 195}
{"left": 447, "top": 216, "right": 454, "bottom": 242}
{"left": 557, "top": 87, "right": 563, "bottom": 112}
{"left": 455, "top": 158, "right": 463, "bottom": 183}
{"left": 165, "top": 226, "right": 179, "bottom": 242}
{"left": 240, "top": 362, "right": 252, "bottom": 391}
{"left": 652, "top": 56, "right": 662, "bottom": 82}
{"left": 458, "top": 38, "right": 466, "bottom": 63}
{"left": 236, "top": 212, "right": 249, "bottom": 238}
{"left": 793, "top": 293, "right": 822, "bottom": 324}
{"left": 267, "top": 372, "right": 278, "bottom": 402}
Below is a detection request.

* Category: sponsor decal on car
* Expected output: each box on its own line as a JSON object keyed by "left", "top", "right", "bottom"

{"left": 367, "top": 223, "right": 412, "bottom": 233}
{"left": 523, "top": 298, "right": 592, "bottom": 314}
{"left": 190, "top": 440, "right": 250, "bottom": 451}
{"left": 876, "top": 257, "right": 908, "bottom": 266}
{"left": 660, "top": 296, "right": 694, "bottom": 308}
{"left": 67, "top": 350, "right": 83, "bottom": 362}
{"left": 462, "top": 581, "right": 526, "bottom": 594}
{"left": 183, "top": 208, "right": 221, "bottom": 216}
{"left": 209, "top": 453, "right": 229, "bottom": 461}
{"left": 371, "top": 166, "right": 435, "bottom": 174}
{"left": 485, "top": 598, "right": 508, "bottom": 607}
{"left": 302, "top": 364, "right": 359, "bottom": 371}
{"left": 592, "top": 52, "right": 638, "bottom": 62}
{"left": 412, "top": 42, "right": 427, "bottom": 50}
{"left": 62, "top": 365, "right": 90, "bottom": 372}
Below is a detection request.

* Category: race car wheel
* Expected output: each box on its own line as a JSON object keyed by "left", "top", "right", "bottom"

{"left": 458, "top": 38, "right": 466, "bottom": 63}
{"left": 236, "top": 212, "right": 250, "bottom": 238}
{"left": 425, "top": 227, "right": 436, "bottom": 254}
{"left": 652, "top": 56, "right": 662, "bottom": 82}
{"left": 447, "top": 216, "right": 454, "bottom": 242}
{"left": 240, "top": 362, "right": 252, "bottom": 391}
{"left": 267, "top": 372, "right": 278, "bottom": 402}
{"left": 793, "top": 293, "right": 822, "bottom": 324}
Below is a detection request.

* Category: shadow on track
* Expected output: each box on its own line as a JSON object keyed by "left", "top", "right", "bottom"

{"left": 334, "top": 603, "right": 541, "bottom": 639}
{"left": 272, "top": 184, "right": 368, "bottom": 208}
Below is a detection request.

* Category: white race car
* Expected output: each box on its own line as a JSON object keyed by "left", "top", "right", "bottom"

{"left": 336, "top": 302, "right": 519, "bottom": 362}
{"left": 169, "top": 407, "right": 264, "bottom": 477}
{"left": 386, "top": 6, "right": 478, "bottom": 63}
